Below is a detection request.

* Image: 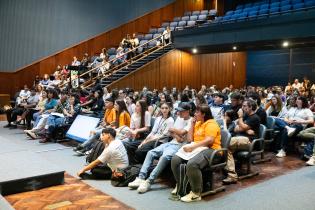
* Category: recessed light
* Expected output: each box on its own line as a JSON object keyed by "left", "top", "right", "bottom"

{"left": 282, "top": 41, "right": 289, "bottom": 47}
{"left": 192, "top": 48, "right": 197, "bottom": 54}
{"left": 233, "top": 46, "right": 237, "bottom": 50}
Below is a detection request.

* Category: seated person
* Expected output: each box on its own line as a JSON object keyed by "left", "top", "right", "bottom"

{"left": 122, "top": 100, "right": 151, "bottom": 163}
{"left": 74, "top": 97, "right": 116, "bottom": 155}
{"left": 274, "top": 96, "right": 314, "bottom": 158}
{"left": 113, "top": 100, "right": 131, "bottom": 128}
{"left": 81, "top": 90, "right": 104, "bottom": 118}
{"left": 171, "top": 105, "right": 221, "bottom": 202}
{"left": 223, "top": 99, "right": 260, "bottom": 184}
{"left": 4, "top": 88, "right": 39, "bottom": 128}
{"left": 266, "top": 95, "right": 287, "bottom": 118}
{"left": 128, "top": 102, "right": 192, "bottom": 193}
{"left": 133, "top": 102, "right": 174, "bottom": 164}
{"left": 42, "top": 93, "right": 81, "bottom": 143}
{"left": 77, "top": 128, "right": 129, "bottom": 179}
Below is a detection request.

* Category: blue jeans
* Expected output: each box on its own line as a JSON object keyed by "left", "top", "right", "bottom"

{"left": 46, "top": 115, "right": 65, "bottom": 134}
{"left": 274, "top": 118, "right": 288, "bottom": 130}
{"left": 139, "top": 142, "right": 181, "bottom": 182}
{"left": 33, "top": 112, "right": 42, "bottom": 127}
{"left": 81, "top": 127, "right": 103, "bottom": 150}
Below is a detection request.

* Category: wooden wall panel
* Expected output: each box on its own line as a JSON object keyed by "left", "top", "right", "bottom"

{"left": 0, "top": 0, "right": 218, "bottom": 97}
{"left": 109, "top": 49, "right": 246, "bottom": 91}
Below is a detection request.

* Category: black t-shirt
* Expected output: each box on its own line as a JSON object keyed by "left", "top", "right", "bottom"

{"left": 236, "top": 113, "right": 261, "bottom": 140}
{"left": 256, "top": 107, "right": 267, "bottom": 126}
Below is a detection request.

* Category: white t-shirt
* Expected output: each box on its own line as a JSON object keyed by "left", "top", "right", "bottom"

{"left": 286, "top": 107, "right": 313, "bottom": 127}
{"left": 127, "top": 103, "right": 136, "bottom": 116}
{"left": 170, "top": 117, "right": 192, "bottom": 145}
{"left": 97, "top": 140, "right": 129, "bottom": 171}
{"left": 150, "top": 116, "right": 174, "bottom": 137}
{"left": 130, "top": 111, "right": 151, "bottom": 129}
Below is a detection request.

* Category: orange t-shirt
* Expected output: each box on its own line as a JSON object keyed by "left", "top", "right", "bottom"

{"left": 193, "top": 119, "right": 221, "bottom": 150}
{"left": 119, "top": 111, "right": 131, "bottom": 127}
{"left": 104, "top": 108, "right": 117, "bottom": 125}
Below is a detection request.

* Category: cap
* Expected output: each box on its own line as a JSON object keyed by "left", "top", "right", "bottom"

{"left": 175, "top": 102, "right": 191, "bottom": 112}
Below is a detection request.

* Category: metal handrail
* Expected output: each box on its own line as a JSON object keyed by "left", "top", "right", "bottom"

{"left": 83, "top": 42, "right": 172, "bottom": 89}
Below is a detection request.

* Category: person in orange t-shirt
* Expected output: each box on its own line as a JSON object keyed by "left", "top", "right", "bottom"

{"left": 114, "top": 100, "right": 131, "bottom": 128}
{"left": 171, "top": 104, "right": 221, "bottom": 202}
{"left": 103, "top": 97, "right": 117, "bottom": 128}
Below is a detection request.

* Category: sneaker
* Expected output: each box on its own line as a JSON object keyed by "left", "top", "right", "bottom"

{"left": 75, "top": 149, "right": 87, "bottom": 156}
{"left": 306, "top": 156, "right": 315, "bottom": 166}
{"left": 286, "top": 126, "right": 296, "bottom": 137}
{"left": 84, "top": 149, "right": 93, "bottom": 156}
{"left": 73, "top": 144, "right": 83, "bottom": 152}
{"left": 137, "top": 179, "right": 151, "bottom": 193}
{"left": 128, "top": 177, "right": 144, "bottom": 189}
{"left": 180, "top": 191, "right": 201, "bottom": 203}
{"left": 26, "top": 130, "right": 38, "bottom": 139}
{"left": 3, "top": 124, "right": 11, "bottom": 128}
{"left": 276, "top": 149, "right": 286, "bottom": 158}
{"left": 222, "top": 176, "right": 237, "bottom": 185}
{"left": 171, "top": 185, "right": 177, "bottom": 195}
{"left": 9, "top": 124, "right": 17, "bottom": 129}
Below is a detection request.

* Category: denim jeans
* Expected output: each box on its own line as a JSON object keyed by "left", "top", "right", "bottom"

{"left": 81, "top": 127, "right": 103, "bottom": 150}
{"left": 138, "top": 142, "right": 181, "bottom": 182}
{"left": 46, "top": 115, "right": 65, "bottom": 134}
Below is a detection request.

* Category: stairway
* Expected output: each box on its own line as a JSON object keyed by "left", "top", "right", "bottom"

{"left": 100, "top": 44, "right": 174, "bottom": 87}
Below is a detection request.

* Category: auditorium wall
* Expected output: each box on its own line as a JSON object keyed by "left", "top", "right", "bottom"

{"left": 108, "top": 50, "right": 247, "bottom": 90}
{"left": 247, "top": 47, "right": 315, "bottom": 87}
{"left": 0, "top": 0, "right": 207, "bottom": 96}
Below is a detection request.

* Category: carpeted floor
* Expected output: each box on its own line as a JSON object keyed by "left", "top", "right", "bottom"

{"left": 0, "top": 121, "right": 315, "bottom": 210}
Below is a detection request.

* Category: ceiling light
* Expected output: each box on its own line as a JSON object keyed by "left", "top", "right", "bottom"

{"left": 192, "top": 48, "right": 197, "bottom": 54}
{"left": 282, "top": 41, "right": 289, "bottom": 47}
{"left": 233, "top": 46, "right": 237, "bottom": 50}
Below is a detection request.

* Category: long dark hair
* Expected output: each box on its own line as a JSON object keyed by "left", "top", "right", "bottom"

{"left": 297, "top": 96, "right": 309, "bottom": 108}
{"left": 138, "top": 100, "right": 148, "bottom": 128}
{"left": 196, "top": 104, "right": 213, "bottom": 121}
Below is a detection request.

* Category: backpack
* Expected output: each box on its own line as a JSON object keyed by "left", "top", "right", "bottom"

{"left": 111, "top": 164, "right": 141, "bottom": 187}
{"left": 86, "top": 141, "right": 105, "bottom": 163}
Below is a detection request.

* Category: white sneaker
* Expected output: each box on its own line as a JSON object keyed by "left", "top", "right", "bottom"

{"left": 137, "top": 179, "right": 151, "bottom": 193}
{"left": 276, "top": 149, "right": 286, "bottom": 158}
{"left": 180, "top": 191, "right": 201, "bottom": 202}
{"left": 306, "top": 156, "right": 315, "bottom": 166}
{"left": 26, "top": 130, "right": 38, "bottom": 139}
{"left": 286, "top": 126, "right": 296, "bottom": 137}
{"left": 171, "top": 185, "right": 177, "bottom": 195}
{"left": 128, "top": 177, "right": 144, "bottom": 189}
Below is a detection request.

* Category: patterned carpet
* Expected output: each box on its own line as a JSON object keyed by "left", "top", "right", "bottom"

{"left": 5, "top": 174, "right": 134, "bottom": 210}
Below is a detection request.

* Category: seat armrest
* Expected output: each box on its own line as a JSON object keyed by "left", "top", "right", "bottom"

{"left": 206, "top": 148, "right": 227, "bottom": 166}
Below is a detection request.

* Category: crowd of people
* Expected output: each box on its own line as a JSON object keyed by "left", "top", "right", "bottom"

{"left": 2, "top": 76, "right": 315, "bottom": 202}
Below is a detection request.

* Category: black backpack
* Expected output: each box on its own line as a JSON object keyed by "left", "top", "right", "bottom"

{"left": 111, "top": 164, "right": 141, "bottom": 187}
{"left": 176, "top": 163, "right": 190, "bottom": 197}
{"left": 86, "top": 141, "right": 105, "bottom": 163}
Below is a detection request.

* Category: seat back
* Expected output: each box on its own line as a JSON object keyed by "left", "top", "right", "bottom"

{"left": 266, "top": 116, "right": 275, "bottom": 130}
{"left": 221, "top": 130, "right": 232, "bottom": 149}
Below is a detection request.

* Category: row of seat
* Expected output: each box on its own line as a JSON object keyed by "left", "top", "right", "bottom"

{"left": 217, "top": 0, "right": 315, "bottom": 22}
{"left": 183, "top": 9, "right": 217, "bottom": 16}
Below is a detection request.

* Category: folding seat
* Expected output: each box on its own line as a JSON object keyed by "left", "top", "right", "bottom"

{"left": 293, "top": 2, "right": 305, "bottom": 9}
{"left": 305, "top": 0, "right": 315, "bottom": 7}
{"left": 244, "top": 3, "right": 252, "bottom": 8}
{"left": 225, "top": 10, "right": 234, "bottom": 15}
{"left": 169, "top": 26, "right": 175, "bottom": 31}
{"left": 157, "top": 28, "right": 165, "bottom": 34}
{"left": 190, "top": 15, "right": 198, "bottom": 21}
{"left": 148, "top": 28, "right": 157, "bottom": 34}
{"left": 184, "top": 11, "right": 192, "bottom": 16}
{"left": 280, "top": 4, "right": 292, "bottom": 12}
{"left": 248, "top": 10, "right": 258, "bottom": 19}
{"left": 281, "top": 0, "right": 291, "bottom": 6}
{"left": 243, "top": 7, "right": 251, "bottom": 12}
{"left": 230, "top": 13, "right": 240, "bottom": 21}
{"left": 144, "top": 34, "right": 153, "bottom": 40}
{"left": 234, "top": 9, "right": 243, "bottom": 14}
{"left": 260, "top": 4, "right": 269, "bottom": 10}
{"left": 269, "top": 6, "right": 280, "bottom": 13}
{"left": 236, "top": 5, "right": 244, "bottom": 10}
{"left": 198, "top": 14, "right": 207, "bottom": 21}
{"left": 177, "top": 20, "right": 187, "bottom": 29}
{"left": 236, "top": 12, "right": 248, "bottom": 21}
{"left": 292, "top": 0, "right": 302, "bottom": 4}
{"left": 200, "top": 10, "right": 209, "bottom": 15}
{"left": 192, "top": 11, "right": 200, "bottom": 16}
{"left": 137, "top": 40, "right": 148, "bottom": 53}
{"left": 153, "top": 33, "right": 161, "bottom": 40}
{"left": 222, "top": 15, "right": 232, "bottom": 21}
{"left": 213, "top": 16, "right": 223, "bottom": 23}
{"left": 173, "top": 17, "right": 181, "bottom": 22}
{"left": 251, "top": 6, "right": 260, "bottom": 11}
{"left": 270, "top": 2, "right": 281, "bottom": 7}
{"left": 187, "top": 20, "right": 196, "bottom": 27}
{"left": 161, "top": 22, "right": 169, "bottom": 27}
{"left": 136, "top": 34, "right": 144, "bottom": 41}
{"left": 181, "top": 16, "right": 190, "bottom": 21}
{"left": 169, "top": 21, "right": 178, "bottom": 27}
{"left": 209, "top": 9, "right": 218, "bottom": 16}
{"left": 258, "top": 8, "right": 269, "bottom": 16}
